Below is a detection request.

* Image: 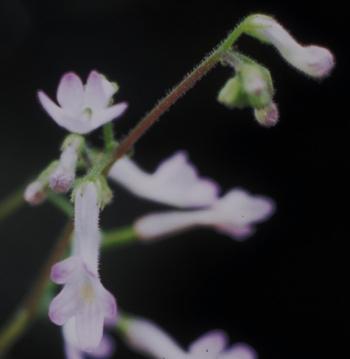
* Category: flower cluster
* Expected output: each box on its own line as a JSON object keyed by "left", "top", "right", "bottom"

{"left": 16, "top": 13, "right": 335, "bottom": 359}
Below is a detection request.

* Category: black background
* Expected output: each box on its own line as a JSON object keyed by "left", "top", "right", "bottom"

{"left": 0, "top": 0, "right": 347, "bottom": 358}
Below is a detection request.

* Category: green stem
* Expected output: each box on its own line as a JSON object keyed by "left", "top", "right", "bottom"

{"left": 103, "top": 123, "right": 116, "bottom": 152}
{"left": 102, "top": 226, "right": 138, "bottom": 250}
{"left": 103, "top": 18, "right": 247, "bottom": 174}
{"left": 47, "top": 192, "right": 74, "bottom": 217}
{"left": 0, "top": 188, "right": 25, "bottom": 223}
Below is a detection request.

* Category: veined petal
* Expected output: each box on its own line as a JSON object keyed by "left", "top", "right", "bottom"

{"left": 90, "top": 102, "right": 128, "bottom": 130}
{"left": 189, "top": 330, "right": 228, "bottom": 357}
{"left": 51, "top": 256, "right": 81, "bottom": 284}
{"left": 38, "top": 91, "right": 68, "bottom": 129}
{"left": 49, "top": 284, "right": 81, "bottom": 325}
{"left": 125, "top": 318, "right": 185, "bottom": 359}
{"left": 57, "top": 72, "right": 84, "bottom": 113}
{"left": 85, "top": 71, "right": 111, "bottom": 110}
{"left": 219, "top": 343, "right": 257, "bottom": 359}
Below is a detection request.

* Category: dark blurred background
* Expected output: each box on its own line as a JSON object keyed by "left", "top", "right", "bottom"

{"left": 0, "top": 0, "right": 347, "bottom": 358}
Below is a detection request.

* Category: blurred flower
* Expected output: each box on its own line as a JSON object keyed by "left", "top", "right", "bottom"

{"left": 109, "top": 151, "right": 219, "bottom": 208}
{"left": 50, "top": 135, "right": 84, "bottom": 193}
{"left": 24, "top": 180, "right": 46, "bottom": 205}
{"left": 253, "top": 102, "right": 279, "bottom": 127}
{"left": 49, "top": 182, "right": 117, "bottom": 351}
{"left": 38, "top": 71, "right": 127, "bottom": 134}
{"left": 245, "top": 14, "right": 335, "bottom": 78}
{"left": 134, "top": 188, "right": 275, "bottom": 240}
{"left": 124, "top": 317, "right": 257, "bottom": 359}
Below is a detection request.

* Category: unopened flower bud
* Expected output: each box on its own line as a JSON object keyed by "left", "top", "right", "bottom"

{"left": 49, "top": 135, "right": 83, "bottom": 193}
{"left": 24, "top": 180, "right": 47, "bottom": 205}
{"left": 217, "top": 77, "right": 247, "bottom": 109}
{"left": 245, "top": 14, "right": 335, "bottom": 78}
{"left": 254, "top": 102, "right": 279, "bottom": 127}
{"left": 240, "top": 63, "right": 274, "bottom": 109}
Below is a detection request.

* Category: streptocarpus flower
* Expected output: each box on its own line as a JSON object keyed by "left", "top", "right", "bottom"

{"left": 50, "top": 135, "right": 83, "bottom": 193}
{"left": 109, "top": 151, "right": 219, "bottom": 208}
{"left": 246, "top": 14, "right": 335, "bottom": 78}
{"left": 134, "top": 188, "right": 275, "bottom": 240}
{"left": 24, "top": 180, "right": 47, "bottom": 205}
{"left": 49, "top": 182, "right": 117, "bottom": 351}
{"left": 124, "top": 317, "right": 257, "bottom": 359}
{"left": 38, "top": 70, "right": 128, "bottom": 134}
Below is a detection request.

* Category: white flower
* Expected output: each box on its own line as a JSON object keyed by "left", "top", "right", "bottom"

{"left": 134, "top": 189, "right": 275, "bottom": 240}
{"left": 38, "top": 70, "right": 127, "bottom": 134}
{"left": 49, "top": 183, "right": 117, "bottom": 351}
{"left": 246, "top": 15, "right": 335, "bottom": 78}
{"left": 124, "top": 317, "right": 257, "bottom": 359}
{"left": 109, "top": 151, "right": 219, "bottom": 208}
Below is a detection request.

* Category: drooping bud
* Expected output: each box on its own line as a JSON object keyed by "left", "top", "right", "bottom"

{"left": 245, "top": 14, "right": 335, "bottom": 78}
{"left": 254, "top": 102, "right": 279, "bottom": 127}
{"left": 240, "top": 63, "right": 274, "bottom": 109}
{"left": 24, "top": 161, "right": 58, "bottom": 205}
{"left": 49, "top": 135, "right": 84, "bottom": 193}
{"left": 24, "top": 180, "right": 47, "bottom": 205}
{"left": 217, "top": 76, "right": 248, "bottom": 109}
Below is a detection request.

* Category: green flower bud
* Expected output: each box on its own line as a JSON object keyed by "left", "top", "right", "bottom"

{"left": 217, "top": 76, "right": 248, "bottom": 109}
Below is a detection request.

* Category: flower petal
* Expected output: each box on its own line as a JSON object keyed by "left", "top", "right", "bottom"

{"left": 75, "top": 302, "right": 105, "bottom": 351}
{"left": 57, "top": 72, "right": 84, "bottom": 113}
{"left": 49, "top": 284, "right": 81, "bottom": 325}
{"left": 109, "top": 152, "right": 219, "bottom": 208}
{"left": 37, "top": 91, "right": 68, "bottom": 129}
{"left": 125, "top": 318, "right": 185, "bottom": 359}
{"left": 85, "top": 71, "right": 111, "bottom": 110}
{"left": 51, "top": 256, "right": 81, "bottom": 284}
{"left": 189, "top": 330, "right": 228, "bottom": 357}
{"left": 90, "top": 102, "right": 128, "bottom": 130}
{"left": 219, "top": 343, "right": 257, "bottom": 359}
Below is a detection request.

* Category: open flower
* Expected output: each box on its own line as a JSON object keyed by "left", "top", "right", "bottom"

{"left": 109, "top": 151, "right": 219, "bottom": 208}
{"left": 246, "top": 14, "right": 335, "bottom": 78}
{"left": 49, "top": 183, "right": 117, "bottom": 351}
{"left": 124, "top": 317, "right": 257, "bottom": 359}
{"left": 134, "top": 189, "right": 275, "bottom": 240}
{"left": 38, "top": 71, "right": 128, "bottom": 134}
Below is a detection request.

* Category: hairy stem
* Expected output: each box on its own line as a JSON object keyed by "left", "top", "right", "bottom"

{"left": 103, "top": 18, "right": 247, "bottom": 174}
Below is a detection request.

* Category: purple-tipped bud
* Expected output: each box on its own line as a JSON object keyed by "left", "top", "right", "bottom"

{"left": 49, "top": 135, "right": 83, "bottom": 193}
{"left": 254, "top": 102, "right": 279, "bottom": 127}
{"left": 24, "top": 181, "right": 46, "bottom": 205}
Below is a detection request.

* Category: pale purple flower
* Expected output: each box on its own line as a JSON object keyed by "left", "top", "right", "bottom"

{"left": 109, "top": 151, "right": 219, "bottom": 208}
{"left": 49, "top": 183, "right": 117, "bottom": 351}
{"left": 134, "top": 189, "right": 275, "bottom": 240}
{"left": 24, "top": 180, "right": 46, "bottom": 205}
{"left": 124, "top": 317, "right": 257, "bottom": 359}
{"left": 63, "top": 322, "right": 115, "bottom": 359}
{"left": 38, "top": 71, "right": 128, "bottom": 134}
{"left": 246, "top": 14, "right": 335, "bottom": 78}
{"left": 50, "top": 136, "right": 83, "bottom": 193}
